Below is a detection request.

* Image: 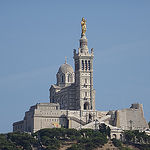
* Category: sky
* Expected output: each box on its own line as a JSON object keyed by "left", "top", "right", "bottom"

{"left": 0, "top": 1, "right": 150, "bottom": 133}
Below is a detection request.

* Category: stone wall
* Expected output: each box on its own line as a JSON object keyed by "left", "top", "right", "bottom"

{"left": 114, "top": 104, "right": 148, "bottom": 130}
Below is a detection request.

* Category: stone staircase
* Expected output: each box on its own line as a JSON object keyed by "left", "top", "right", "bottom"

{"left": 76, "top": 115, "right": 111, "bottom": 129}
{"left": 68, "top": 116, "right": 86, "bottom": 125}
{"left": 95, "top": 115, "right": 111, "bottom": 123}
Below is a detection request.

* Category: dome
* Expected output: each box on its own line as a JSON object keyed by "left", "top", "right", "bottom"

{"left": 58, "top": 63, "right": 74, "bottom": 74}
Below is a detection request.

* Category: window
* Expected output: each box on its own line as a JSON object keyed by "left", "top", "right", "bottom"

{"left": 68, "top": 75, "right": 70, "bottom": 82}
{"left": 82, "top": 60, "right": 84, "bottom": 70}
{"left": 85, "top": 60, "right": 87, "bottom": 70}
{"left": 85, "top": 78, "right": 87, "bottom": 83}
{"left": 88, "top": 60, "right": 90, "bottom": 70}
{"left": 61, "top": 76, "right": 64, "bottom": 82}
{"left": 84, "top": 102, "right": 89, "bottom": 110}
{"left": 85, "top": 92, "right": 87, "bottom": 97}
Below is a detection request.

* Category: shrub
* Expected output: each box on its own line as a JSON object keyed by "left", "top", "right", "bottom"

{"left": 112, "top": 138, "right": 122, "bottom": 148}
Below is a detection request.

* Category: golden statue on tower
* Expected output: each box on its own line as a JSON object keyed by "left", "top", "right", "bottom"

{"left": 81, "top": 17, "right": 86, "bottom": 35}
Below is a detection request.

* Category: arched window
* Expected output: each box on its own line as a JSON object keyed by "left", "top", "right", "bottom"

{"left": 112, "top": 134, "right": 117, "bottom": 139}
{"left": 88, "top": 60, "right": 90, "bottom": 70}
{"left": 84, "top": 102, "right": 89, "bottom": 110}
{"left": 82, "top": 60, "right": 84, "bottom": 70}
{"left": 68, "top": 74, "right": 70, "bottom": 82}
{"left": 89, "top": 114, "right": 92, "bottom": 120}
{"left": 85, "top": 60, "right": 87, "bottom": 70}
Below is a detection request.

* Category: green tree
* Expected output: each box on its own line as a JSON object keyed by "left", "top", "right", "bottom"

{"left": 99, "top": 123, "right": 111, "bottom": 137}
{"left": 7, "top": 132, "right": 38, "bottom": 150}
{"left": 124, "top": 130, "right": 136, "bottom": 143}
{"left": 0, "top": 134, "right": 19, "bottom": 150}
{"left": 112, "top": 138, "right": 122, "bottom": 147}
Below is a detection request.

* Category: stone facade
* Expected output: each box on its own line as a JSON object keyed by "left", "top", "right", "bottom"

{"left": 13, "top": 103, "right": 67, "bottom": 133}
{"left": 13, "top": 20, "right": 149, "bottom": 138}
{"left": 50, "top": 33, "right": 95, "bottom": 111}
{"left": 13, "top": 102, "right": 102, "bottom": 133}
{"left": 113, "top": 103, "right": 149, "bottom": 131}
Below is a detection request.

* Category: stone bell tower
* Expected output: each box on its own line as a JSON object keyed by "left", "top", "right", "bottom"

{"left": 73, "top": 18, "right": 95, "bottom": 111}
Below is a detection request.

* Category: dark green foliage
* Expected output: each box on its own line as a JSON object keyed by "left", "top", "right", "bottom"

{"left": 7, "top": 132, "right": 38, "bottom": 150}
{"left": 38, "top": 128, "right": 80, "bottom": 141}
{"left": 74, "top": 129, "right": 108, "bottom": 150}
{"left": 99, "top": 123, "right": 111, "bottom": 137}
{"left": 0, "top": 128, "right": 108, "bottom": 150}
{"left": 124, "top": 130, "right": 135, "bottom": 143}
{"left": 132, "top": 143, "right": 150, "bottom": 150}
{"left": 0, "top": 134, "right": 19, "bottom": 150}
{"left": 124, "top": 130, "right": 150, "bottom": 150}
{"left": 124, "top": 130, "right": 150, "bottom": 144}
{"left": 0, "top": 132, "right": 38, "bottom": 150}
{"left": 41, "top": 136, "right": 60, "bottom": 147}
{"left": 112, "top": 138, "right": 134, "bottom": 150}
{"left": 36, "top": 128, "right": 82, "bottom": 149}
{"left": 112, "top": 138, "right": 122, "bottom": 147}
{"left": 6, "top": 128, "right": 150, "bottom": 150}
{"left": 36, "top": 128, "right": 108, "bottom": 150}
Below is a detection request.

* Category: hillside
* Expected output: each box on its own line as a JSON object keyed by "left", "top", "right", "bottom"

{"left": 0, "top": 128, "right": 150, "bottom": 150}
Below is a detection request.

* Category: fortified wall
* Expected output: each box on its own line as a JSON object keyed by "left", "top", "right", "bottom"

{"left": 114, "top": 103, "right": 148, "bottom": 130}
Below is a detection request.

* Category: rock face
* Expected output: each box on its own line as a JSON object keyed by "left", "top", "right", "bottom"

{"left": 114, "top": 103, "right": 149, "bottom": 131}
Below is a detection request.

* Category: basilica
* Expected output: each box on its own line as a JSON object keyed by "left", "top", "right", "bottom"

{"left": 13, "top": 18, "right": 149, "bottom": 139}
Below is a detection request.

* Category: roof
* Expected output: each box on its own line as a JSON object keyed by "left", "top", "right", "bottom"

{"left": 58, "top": 63, "right": 74, "bottom": 74}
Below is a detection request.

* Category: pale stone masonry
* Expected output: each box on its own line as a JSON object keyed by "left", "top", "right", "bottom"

{"left": 13, "top": 20, "right": 149, "bottom": 139}
{"left": 50, "top": 33, "right": 95, "bottom": 111}
{"left": 13, "top": 103, "right": 101, "bottom": 133}
{"left": 114, "top": 103, "right": 149, "bottom": 131}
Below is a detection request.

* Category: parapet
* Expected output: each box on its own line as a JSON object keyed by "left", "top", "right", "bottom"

{"left": 130, "top": 103, "right": 140, "bottom": 109}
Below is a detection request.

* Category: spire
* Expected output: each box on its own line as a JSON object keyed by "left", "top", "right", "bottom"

{"left": 65, "top": 56, "right": 67, "bottom": 64}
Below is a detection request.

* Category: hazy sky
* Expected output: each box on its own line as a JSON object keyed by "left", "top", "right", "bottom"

{"left": 0, "top": 1, "right": 150, "bottom": 133}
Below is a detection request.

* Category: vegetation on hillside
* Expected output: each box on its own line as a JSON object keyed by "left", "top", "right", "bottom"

{"left": 0, "top": 132, "right": 38, "bottom": 150}
{"left": 0, "top": 125, "right": 109, "bottom": 150}
{"left": 1, "top": 126, "right": 150, "bottom": 150}
{"left": 124, "top": 130, "right": 150, "bottom": 150}
{"left": 33, "top": 127, "right": 108, "bottom": 150}
{"left": 112, "top": 138, "right": 133, "bottom": 150}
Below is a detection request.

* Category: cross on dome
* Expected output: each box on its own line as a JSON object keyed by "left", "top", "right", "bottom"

{"left": 65, "top": 56, "right": 67, "bottom": 64}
